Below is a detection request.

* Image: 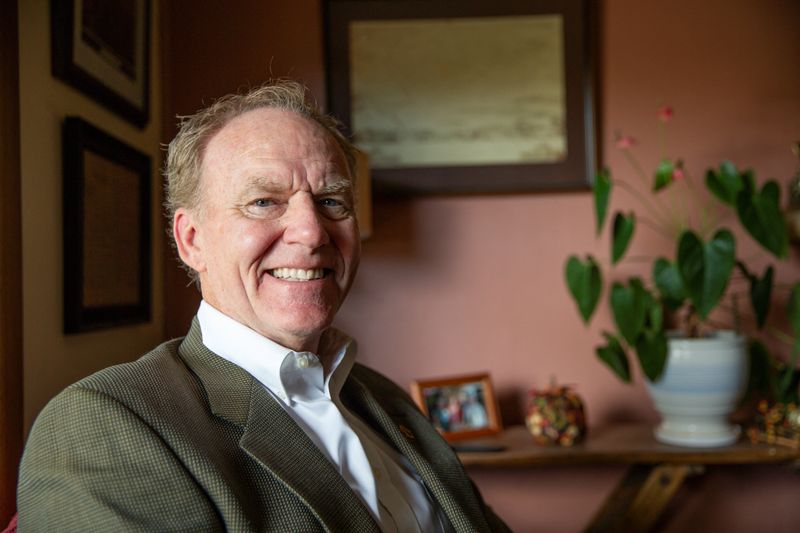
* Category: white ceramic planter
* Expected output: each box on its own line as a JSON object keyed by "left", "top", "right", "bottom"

{"left": 645, "top": 331, "right": 748, "bottom": 447}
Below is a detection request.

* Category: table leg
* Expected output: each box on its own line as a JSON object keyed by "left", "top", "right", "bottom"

{"left": 586, "top": 463, "right": 691, "bottom": 532}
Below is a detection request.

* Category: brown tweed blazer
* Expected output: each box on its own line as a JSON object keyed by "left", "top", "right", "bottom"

{"left": 17, "top": 320, "right": 509, "bottom": 532}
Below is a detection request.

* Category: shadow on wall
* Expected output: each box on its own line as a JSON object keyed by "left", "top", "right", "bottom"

{"left": 365, "top": 197, "right": 419, "bottom": 258}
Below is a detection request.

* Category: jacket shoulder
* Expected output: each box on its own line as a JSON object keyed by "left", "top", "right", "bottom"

{"left": 65, "top": 337, "right": 199, "bottom": 405}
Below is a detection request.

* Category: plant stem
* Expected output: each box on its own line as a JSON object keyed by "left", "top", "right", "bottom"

{"left": 703, "top": 316, "right": 734, "bottom": 332}
{"left": 682, "top": 169, "right": 703, "bottom": 230}
{"left": 622, "top": 149, "right": 651, "bottom": 189}
{"left": 740, "top": 251, "right": 771, "bottom": 265}
{"left": 735, "top": 260, "right": 754, "bottom": 280}
{"left": 772, "top": 282, "right": 798, "bottom": 292}
{"left": 637, "top": 216, "right": 677, "bottom": 241}
{"left": 705, "top": 209, "right": 734, "bottom": 233}
{"left": 614, "top": 180, "right": 674, "bottom": 233}
{"left": 768, "top": 327, "right": 795, "bottom": 346}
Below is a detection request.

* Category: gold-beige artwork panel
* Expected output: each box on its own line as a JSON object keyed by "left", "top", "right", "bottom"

{"left": 349, "top": 15, "right": 566, "bottom": 168}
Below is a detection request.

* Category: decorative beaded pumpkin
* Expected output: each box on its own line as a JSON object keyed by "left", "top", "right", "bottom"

{"left": 525, "top": 384, "right": 587, "bottom": 446}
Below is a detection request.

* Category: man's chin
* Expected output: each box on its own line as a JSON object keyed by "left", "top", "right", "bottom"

{"left": 254, "top": 313, "right": 335, "bottom": 351}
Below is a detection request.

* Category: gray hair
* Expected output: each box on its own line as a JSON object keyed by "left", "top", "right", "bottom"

{"left": 163, "top": 79, "right": 358, "bottom": 283}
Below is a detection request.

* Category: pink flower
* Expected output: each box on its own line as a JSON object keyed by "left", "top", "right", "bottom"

{"left": 658, "top": 106, "right": 674, "bottom": 122}
{"left": 673, "top": 160, "right": 685, "bottom": 180}
{"left": 615, "top": 135, "right": 636, "bottom": 150}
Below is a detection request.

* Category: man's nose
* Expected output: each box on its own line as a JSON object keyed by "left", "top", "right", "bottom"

{"left": 282, "top": 194, "right": 330, "bottom": 248}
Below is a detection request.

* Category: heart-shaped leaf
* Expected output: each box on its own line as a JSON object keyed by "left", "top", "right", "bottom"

{"left": 761, "top": 180, "right": 780, "bottom": 204}
{"left": 611, "top": 278, "right": 648, "bottom": 345}
{"left": 596, "top": 332, "right": 631, "bottom": 383}
{"left": 737, "top": 180, "right": 789, "bottom": 258}
{"left": 653, "top": 159, "right": 674, "bottom": 191}
{"left": 677, "top": 229, "right": 735, "bottom": 319}
{"left": 749, "top": 265, "right": 773, "bottom": 329}
{"left": 594, "top": 168, "right": 612, "bottom": 235}
{"left": 676, "top": 230, "right": 704, "bottom": 306}
{"left": 635, "top": 329, "right": 668, "bottom": 381}
{"left": 705, "top": 160, "right": 743, "bottom": 206}
{"left": 611, "top": 212, "right": 635, "bottom": 264}
{"left": 565, "top": 255, "right": 602, "bottom": 323}
{"left": 742, "top": 169, "right": 756, "bottom": 195}
{"left": 653, "top": 258, "right": 686, "bottom": 310}
{"left": 643, "top": 290, "right": 663, "bottom": 332}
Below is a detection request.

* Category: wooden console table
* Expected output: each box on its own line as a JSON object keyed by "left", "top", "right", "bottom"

{"left": 457, "top": 424, "right": 800, "bottom": 532}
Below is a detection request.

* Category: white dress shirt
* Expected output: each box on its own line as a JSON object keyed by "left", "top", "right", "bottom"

{"left": 197, "top": 301, "right": 442, "bottom": 532}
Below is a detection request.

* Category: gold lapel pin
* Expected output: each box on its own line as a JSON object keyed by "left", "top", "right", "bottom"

{"left": 399, "top": 424, "right": 415, "bottom": 440}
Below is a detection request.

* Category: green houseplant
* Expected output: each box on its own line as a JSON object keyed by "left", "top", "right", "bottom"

{"left": 565, "top": 108, "right": 798, "bottom": 432}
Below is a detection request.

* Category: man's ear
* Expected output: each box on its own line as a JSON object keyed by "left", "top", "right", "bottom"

{"left": 173, "top": 208, "right": 206, "bottom": 273}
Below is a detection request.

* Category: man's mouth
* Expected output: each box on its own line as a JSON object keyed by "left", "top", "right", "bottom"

{"left": 268, "top": 267, "right": 329, "bottom": 281}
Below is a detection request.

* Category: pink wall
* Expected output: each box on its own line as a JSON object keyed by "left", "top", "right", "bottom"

{"left": 163, "top": 1, "right": 800, "bottom": 531}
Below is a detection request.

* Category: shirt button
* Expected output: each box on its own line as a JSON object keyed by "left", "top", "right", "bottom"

{"left": 298, "top": 356, "right": 309, "bottom": 369}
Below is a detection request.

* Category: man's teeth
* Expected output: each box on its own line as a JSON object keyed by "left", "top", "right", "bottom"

{"left": 270, "top": 268, "right": 325, "bottom": 281}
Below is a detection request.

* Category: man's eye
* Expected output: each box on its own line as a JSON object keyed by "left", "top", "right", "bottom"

{"left": 240, "top": 198, "right": 283, "bottom": 219}
{"left": 253, "top": 198, "right": 274, "bottom": 208}
{"left": 317, "top": 197, "right": 352, "bottom": 219}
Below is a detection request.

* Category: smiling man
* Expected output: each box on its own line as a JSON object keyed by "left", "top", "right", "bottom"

{"left": 17, "top": 80, "right": 509, "bottom": 532}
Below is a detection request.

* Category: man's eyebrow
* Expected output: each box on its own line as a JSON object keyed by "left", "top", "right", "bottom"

{"left": 316, "top": 179, "right": 353, "bottom": 196}
{"left": 231, "top": 176, "right": 284, "bottom": 204}
{"left": 250, "top": 174, "right": 284, "bottom": 187}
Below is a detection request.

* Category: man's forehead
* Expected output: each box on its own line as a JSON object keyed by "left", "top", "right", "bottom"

{"left": 205, "top": 108, "right": 347, "bottom": 168}
{"left": 215, "top": 107, "right": 329, "bottom": 147}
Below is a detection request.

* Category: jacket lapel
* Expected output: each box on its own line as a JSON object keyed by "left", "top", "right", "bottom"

{"left": 342, "top": 370, "right": 492, "bottom": 533}
{"left": 179, "top": 320, "right": 380, "bottom": 533}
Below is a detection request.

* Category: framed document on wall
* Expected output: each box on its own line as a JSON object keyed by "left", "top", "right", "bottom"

{"left": 52, "top": 0, "right": 151, "bottom": 127}
{"left": 324, "top": 0, "right": 598, "bottom": 195}
{"left": 63, "top": 117, "right": 151, "bottom": 333}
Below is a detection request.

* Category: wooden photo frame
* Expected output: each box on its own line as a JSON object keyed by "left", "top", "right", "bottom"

{"left": 63, "top": 117, "right": 151, "bottom": 333}
{"left": 51, "top": 0, "right": 151, "bottom": 128}
{"left": 324, "top": 0, "right": 598, "bottom": 195}
{"left": 411, "top": 373, "right": 502, "bottom": 441}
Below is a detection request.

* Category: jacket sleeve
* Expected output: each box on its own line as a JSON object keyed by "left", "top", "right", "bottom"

{"left": 17, "top": 385, "right": 223, "bottom": 532}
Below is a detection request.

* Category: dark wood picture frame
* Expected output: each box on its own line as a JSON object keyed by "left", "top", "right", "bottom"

{"left": 51, "top": 0, "right": 151, "bottom": 128}
{"left": 324, "top": 0, "right": 598, "bottom": 195}
{"left": 63, "top": 117, "right": 151, "bottom": 333}
{"left": 410, "top": 373, "right": 502, "bottom": 441}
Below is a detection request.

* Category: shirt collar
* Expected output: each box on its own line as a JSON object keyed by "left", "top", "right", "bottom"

{"left": 197, "top": 300, "right": 356, "bottom": 405}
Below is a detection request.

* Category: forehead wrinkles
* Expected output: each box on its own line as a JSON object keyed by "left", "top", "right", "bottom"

{"left": 199, "top": 108, "right": 351, "bottom": 197}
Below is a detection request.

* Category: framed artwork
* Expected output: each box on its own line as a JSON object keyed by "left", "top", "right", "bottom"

{"left": 51, "top": 0, "right": 151, "bottom": 128}
{"left": 411, "top": 373, "right": 502, "bottom": 441}
{"left": 63, "top": 117, "right": 151, "bottom": 333}
{"left": 324, "top": 0, "right": 598, "bottom": 195}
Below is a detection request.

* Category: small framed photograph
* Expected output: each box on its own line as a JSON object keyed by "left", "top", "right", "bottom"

{"left": 63, "top": 117, "right": 151, "bottom": 333}
{"left": 51, "top": 0, "right": 151, "bottom": 127}
{"left": 411, "top": 373, "right": 502, "bottom": 441}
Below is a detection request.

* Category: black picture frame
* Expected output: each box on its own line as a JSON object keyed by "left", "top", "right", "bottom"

{"left": 51, "top": 0, "right": 151, "bottom": 128}
{"left": 63, "top": 117, "right": 151, "bottom": 333}
{"left": 324, "top": 0, "right": 598, "bottom": 195}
